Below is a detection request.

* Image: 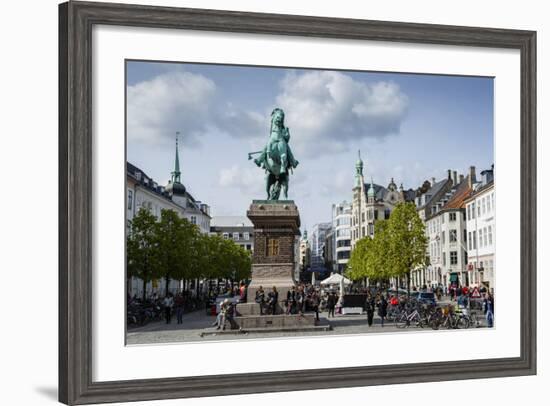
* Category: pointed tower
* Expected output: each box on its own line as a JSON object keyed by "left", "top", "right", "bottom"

{"left": 166, "top": 133, "right": 187, "bottom": 206}
{"left": 367, "top": 177, "right": 376, "bottom": 204}
{"left": 355, "top": 150, "right": 364, "bottom": 188}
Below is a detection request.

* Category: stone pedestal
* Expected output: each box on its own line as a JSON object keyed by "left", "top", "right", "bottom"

{"left": 246, "top": 200, "right": 300, "bottom": 304}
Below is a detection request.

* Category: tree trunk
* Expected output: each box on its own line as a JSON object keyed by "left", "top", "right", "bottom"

{"left": 165, "top": 276, "right": 170, "bottom": 296}
{"left": 407, "top": 270, "right": 411, "bottom": 298}
{"left": 142, "top": 278, "right": 147, "bottom": 302}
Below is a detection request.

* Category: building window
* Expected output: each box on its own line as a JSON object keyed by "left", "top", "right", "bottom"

{"left": 384, "top": 209, "right": 391, "bottom": 219}
{"left": 467, "top": 204, "right": 471, "bottom": 221}
{"left": 477, "top": 202, "right": 481, "bottom": 217}
{"left": 450, "top": 229, "right": 457, "bottom": 243}
{"left": 191, "top": 216, "right": 197, "bottom": 225}
{"left": 127, "top": 190, "right": 133, "bottom": 210}
{"left": 244, "top": 232, "right": 250, "bottom": 240}
{"left": 483, "top": 227, "right": 488, "bottom": 246}
{"left": 441, "top": 231, "right": 445, "bottom": 244}
{"left": 362, "top": 213, "right": 365, "bottom": 222}
{"left": 472, "top": 202, "right": 476, "bottom": 219}
{"left": 443, "top": 252, "right": 446, "bottom": 266}
{"left": 450, "top": 251, "right": 458, "bottom": 265}
{"left": 473, "top": 230, "right": 477, "bottom": 249}
{"left": 246, "top": 244, "right": 252, "bottom": 251}
{"left": 468, "top": 232, "right": 472, "bottom": 250}
{"left": 449, "top": 212, "right": 457, "bottom": 221}
{"left": 479, "top": 228, "right": 484, "bottom": 248}
{"left": 222, "top": 232, "right": 229, "bottom": 239}
{"left": 267, "top": 238, "right": 279, "bottom": 257}
{"left": 488, "top": 226, "right": 493, "bottom": 245}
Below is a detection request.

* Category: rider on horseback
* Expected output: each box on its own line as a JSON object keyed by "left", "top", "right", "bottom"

{"left": 254, "top": 108, "right": 299, "bottom": 173}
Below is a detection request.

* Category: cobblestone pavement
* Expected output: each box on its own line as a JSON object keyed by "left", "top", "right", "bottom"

{"left": 127, "top": 300, "right": 489, "bottom": 345}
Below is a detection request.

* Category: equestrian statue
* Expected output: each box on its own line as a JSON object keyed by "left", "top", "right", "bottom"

{"left": 248, "top": 108, "right": 299, "bottom": 200}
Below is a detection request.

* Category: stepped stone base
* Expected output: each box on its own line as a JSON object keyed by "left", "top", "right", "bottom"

{"left": 236, "top": 301, "right": 287, "bottom": 316}
{"left": 234, "top": 314, "right": 316, "bottom": 329}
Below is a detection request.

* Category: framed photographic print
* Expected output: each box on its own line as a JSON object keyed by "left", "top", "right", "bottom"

{"left": 59, "top": 1, "right": 536, "bottom": 404}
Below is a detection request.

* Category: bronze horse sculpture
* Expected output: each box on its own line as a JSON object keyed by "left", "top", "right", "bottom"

{"left": 248, "top": 108, "right": 299, "bottom": 200}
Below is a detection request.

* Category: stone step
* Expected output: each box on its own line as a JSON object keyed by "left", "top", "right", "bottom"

{"left": 199, "top": 324, "right": 331, "bottom": 337}
{"left": 234, "top": 314, "right": 316, "bottom": 329}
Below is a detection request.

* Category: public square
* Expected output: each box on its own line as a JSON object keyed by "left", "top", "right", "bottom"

{"left": 127, "top": 295, "right": 489, "bottom": 345}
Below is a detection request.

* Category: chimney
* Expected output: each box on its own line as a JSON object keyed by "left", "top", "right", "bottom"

{"left": 468, "top": 166, "right": 476, "bottom": 188}
{"left": 459, "top": 174, "right": 464, "bottom": 183}
{"left": 453, "top": 171, "right": 457, "bottom": 185}
{"left": 447, "top": 169, "right": 452, "bottom": 180}
{"left": 431, "top": 177, "right": 436, "bottom": 186}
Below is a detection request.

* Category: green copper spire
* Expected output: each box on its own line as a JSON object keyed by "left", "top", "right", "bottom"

{"left": 171, "top": 132, "right": 181, "bottom": 184}
{"left": 368, "top": 177, "right": 376, "bottom": 197}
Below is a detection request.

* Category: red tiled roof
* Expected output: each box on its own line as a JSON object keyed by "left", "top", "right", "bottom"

{"left": 442, "top": 178, "right": 473, "bottom": 210}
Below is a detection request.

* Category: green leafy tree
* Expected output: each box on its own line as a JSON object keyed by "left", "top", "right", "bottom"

{"left": 385, "top": 202, "right": 428, "bottom": 296}
{"left": 347, "top": 220, "right": 392, "bottom": 284}
{"left": 127, "top": 208, "right": 160, "bottom": 301}
{"left": 155, "top": 209, "right": 198, "bottom": 294}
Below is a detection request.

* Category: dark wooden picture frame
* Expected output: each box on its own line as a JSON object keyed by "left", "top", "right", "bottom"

{"left": 59, "top": 1, "right": 536, "bottom": 404}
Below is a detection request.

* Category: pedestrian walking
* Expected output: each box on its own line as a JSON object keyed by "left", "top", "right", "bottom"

{"left": 483, "top": 293, "right": 495, "bottom": 328}
{"left": 296, "top": 285, "right": 305, "bottom": 316}
{"left": 163, "top": 293, "right": 174, "bottom": 324}
{"left": 286, "top": 286, "right": 296, "bottom": 315}
{"left": 378, "top": 295, "right": 388, "bottom": 327}
{"left": 327, "top": 291, "right": 337, "bottom": 318}
{"left": 174, "top": 293, "right": 185, "bottom": 324}
{"left": 365, "top": 295, "right": 375, "bottom": 327}
{"left": 310, "top": 290, "right": 320, "bottom": 322}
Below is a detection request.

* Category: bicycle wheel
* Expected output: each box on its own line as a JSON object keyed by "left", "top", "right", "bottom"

{"left": 456, "top": 316, "right": 470, "bottom": 329}
{"left": 395, "top": 313, "right": 408, "bottom": 328}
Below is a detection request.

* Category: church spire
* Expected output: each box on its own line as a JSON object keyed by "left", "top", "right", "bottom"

{"left": 368, "top": 177, "right": 376, "bottom": 202}
{"left": 355, "top": 149, "right": 364, "bottom": 188}
{"left": 172, "top": 132, "right": 181, "bottom": 184}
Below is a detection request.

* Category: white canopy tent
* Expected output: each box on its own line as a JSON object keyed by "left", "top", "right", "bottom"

{"left": 320, "top": 273, "right": 352, "bottom": 286}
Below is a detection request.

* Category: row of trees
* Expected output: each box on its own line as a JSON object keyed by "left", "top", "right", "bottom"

{"left": 346, "top": 202, "right": 428, "bottom": 296}
{"left": 127, "top": 208, "right": 252, "bottom": 300}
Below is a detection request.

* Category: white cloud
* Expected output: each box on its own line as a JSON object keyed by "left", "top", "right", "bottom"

{"left": 127, "top": 71, "right": 217, "bottom": 146}
{"left": 275, "top": 71, "right": 409, "bottom": 157}
{"left": 218, "top": 164, "right": 264, "bottom": 196}
{"left": 127, "top": 70, "right": 267, "bottom": 148}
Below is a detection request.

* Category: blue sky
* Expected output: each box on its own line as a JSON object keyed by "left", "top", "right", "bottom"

{"left": 126, "top": 60, "right": 494, "bottom": 230}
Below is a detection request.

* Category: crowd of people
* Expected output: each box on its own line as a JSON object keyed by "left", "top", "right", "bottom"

{"left": 128, "top": 281, "right": 495, "bottom": 330}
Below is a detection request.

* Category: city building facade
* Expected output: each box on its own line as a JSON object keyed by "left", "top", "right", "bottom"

{"left": 421, "top": 167, "right": 476, "bottom": 288}
{"left": 299, "top": 230, "right": 311, "bottom": 279}
{"left": 464, "top": 166, "right": 495, "bottom": 290}
{"left": 332, "top": 201, "right": 352, "bottom": 273}
{"left": 126, "top": 139, "right": 211, "bottom": 298}
{"left": 309, "top": 222, "right": 332, "bottom": 276}
{"left": 351, "top": 150, "right": 415, "bottom": 249}
{"left": 209, "top": 216, "right": 254, "bottom": 253}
